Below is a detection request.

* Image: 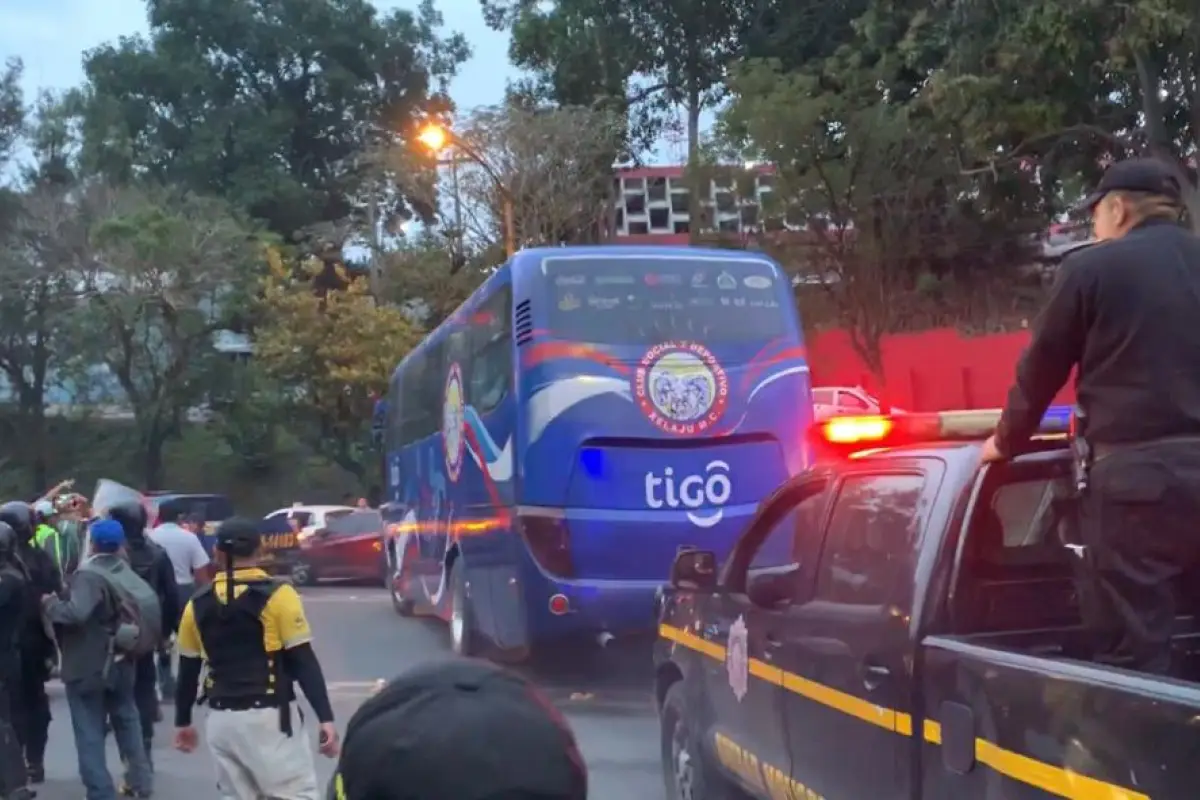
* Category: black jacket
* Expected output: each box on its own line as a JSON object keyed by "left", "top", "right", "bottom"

{"left": 17, "top": 540, "right": 60, "bottom": 671}
{"left": 127, "top": 537, "right": 180, "bottom": 637}
{"left": 996, "top": 220, "right": 1200, "bottom": 454}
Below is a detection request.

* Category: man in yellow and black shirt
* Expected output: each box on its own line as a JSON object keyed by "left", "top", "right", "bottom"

{"left": 172, "top": 518, "right": 339, "bottom": 800}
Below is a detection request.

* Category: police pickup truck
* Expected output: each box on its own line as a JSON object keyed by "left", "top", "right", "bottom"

{"left": 654, "top": 410, "right": 1200, "bottom": 800}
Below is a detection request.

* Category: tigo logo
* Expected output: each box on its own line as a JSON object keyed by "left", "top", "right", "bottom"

{"left": 644, "top": 460, "right": 732, "bottom": 528}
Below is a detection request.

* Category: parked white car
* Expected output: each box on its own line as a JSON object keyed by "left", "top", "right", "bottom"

{"left": 262, "top": 504, "right": 356, "bottom": 543}
{"left": 812, "top": 386, "right": 904, "bottom": 420}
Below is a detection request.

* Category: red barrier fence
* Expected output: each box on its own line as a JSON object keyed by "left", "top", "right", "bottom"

{"left": 809, "top": 327, "right": 1076, "bottom": 411}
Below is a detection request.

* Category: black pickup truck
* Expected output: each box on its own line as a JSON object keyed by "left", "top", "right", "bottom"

{"left": 654, "top": 411, "right": 1200, "bottom": 800}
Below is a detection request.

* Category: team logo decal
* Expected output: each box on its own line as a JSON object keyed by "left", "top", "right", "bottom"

{"left": 727, "top": 615, "right": 749, "bottom": 702}
{"left": 442, "top": 363, "right": 465, "bottom": 482}
{"left": 634, "top": 341, "right": 729, "bottom": 435}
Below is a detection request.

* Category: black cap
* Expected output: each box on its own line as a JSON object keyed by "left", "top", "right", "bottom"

{"left": 214, "top": 516, "right": 260, "bottom": 558}
{"left": 1077, "top": 157, "right": 1185, "bottom": 212}
{"left": 331, "top": 659, "right": 587, "bottom": 800}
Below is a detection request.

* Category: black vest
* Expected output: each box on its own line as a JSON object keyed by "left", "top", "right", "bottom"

{"left": 192, "top": 579, "right": 286, "bottom": 703}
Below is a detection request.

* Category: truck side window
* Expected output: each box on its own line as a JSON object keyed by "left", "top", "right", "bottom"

{"left": 750, "top": 489, "right": 827, "bottom": 572}
{"left": 813, "top": 473, "right": 925, "bottom": 606}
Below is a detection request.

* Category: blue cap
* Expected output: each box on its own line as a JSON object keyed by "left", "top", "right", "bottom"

{"left": 90, "top": 519, "right": 125, "bottom": 552}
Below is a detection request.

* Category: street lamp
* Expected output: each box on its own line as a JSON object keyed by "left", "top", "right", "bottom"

{"left": 418, "top": 123, "right": 516, "bottom": 259}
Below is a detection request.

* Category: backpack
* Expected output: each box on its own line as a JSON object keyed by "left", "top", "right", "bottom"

{"left": 80, "top": 557, "right": 162, "bottom": 658}
{"left": 125, "top": 538, "right": 162, "bottom": 585}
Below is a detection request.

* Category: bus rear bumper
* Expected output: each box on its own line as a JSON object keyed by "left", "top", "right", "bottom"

{"left": 527, "top": 576, "right": 662, "bottom": 640}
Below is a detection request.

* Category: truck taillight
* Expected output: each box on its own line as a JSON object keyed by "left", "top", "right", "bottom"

{"left": 517, "top": 510, "right": 575, "bottom": 579}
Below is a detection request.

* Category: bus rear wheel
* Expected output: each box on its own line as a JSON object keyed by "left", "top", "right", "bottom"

{"left": 391, "top": 540, "right": 415, "bottom": 617}
{"left": 447, "top": 561, "right": 479, "bottom": 657}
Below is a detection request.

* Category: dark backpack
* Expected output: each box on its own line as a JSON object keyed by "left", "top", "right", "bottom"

{"left": 80, "top": 557, "right": 162, "bottom": 658}
{"left": 125, "top": 538, "right": 162, "bottom": 585}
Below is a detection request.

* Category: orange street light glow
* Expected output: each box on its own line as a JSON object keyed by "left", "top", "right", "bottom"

{"left": 417, "top": 125, "right": 448, "bottom": 151}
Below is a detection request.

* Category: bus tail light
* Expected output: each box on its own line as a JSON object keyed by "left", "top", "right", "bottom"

{"left": 517, "top": 509, "right": 575, "bottom": 579}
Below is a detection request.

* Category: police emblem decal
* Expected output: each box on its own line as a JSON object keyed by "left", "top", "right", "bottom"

{"left": 442, "top": 363, "right": 465, "bottom": 482}
{"left": 727, "top": 614, "right": 749, "bottom": 702}
{"left": 634, "top": 341, "right": 729, "bottom": 436}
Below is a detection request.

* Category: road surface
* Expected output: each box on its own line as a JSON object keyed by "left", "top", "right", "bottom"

{"left": 35, "top": 585, "right": 665, "bottom": 799}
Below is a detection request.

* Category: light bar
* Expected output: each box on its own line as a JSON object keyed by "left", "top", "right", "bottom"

{"left": 814, "top": 406, "right": 1074, "bottom": 447}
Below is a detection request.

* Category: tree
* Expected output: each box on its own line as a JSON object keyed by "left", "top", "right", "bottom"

{"left": 255, "top": 250, "right": 423, "bottom": 479}
{"left": 74, "top": 186, "right": 263, "bottom": 488}
{"left": 378, "top": 233, "right": 488, "bottom": 328}
{"left": 444, "top": 103, "right": 623, "bottom": 249}
{"left": 720, "top": 41, "right": 1039, "bottom": 378}
{"left": 76, "top": 0, "right": 469, "bottom": 242}
{"left": 482, "top": 0, "right": 651, "bottom": 148}
{"left": 923, "top": 0, "right": 1200, "bottom": 218}
{"left": 484, "top": 0, "right": 748, "bottom": 171}
{"left": 0, "top": 58, "right": 22, "bottom": 173}
{"left": 0, "top": 93, "right": 94, "bottom": 491}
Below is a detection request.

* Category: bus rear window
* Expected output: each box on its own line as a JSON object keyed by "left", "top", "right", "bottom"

{"left": 545, "top": 257, "right": 788, "bottom": 344}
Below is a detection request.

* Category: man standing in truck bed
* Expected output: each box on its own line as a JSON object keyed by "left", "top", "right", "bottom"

{"left": 983, "top": 157, "right": 1200, "bottom": 675}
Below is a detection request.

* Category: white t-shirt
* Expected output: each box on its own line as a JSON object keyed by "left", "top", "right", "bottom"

{"left": 148, "top": 522, "right": 211, "bottom": 586}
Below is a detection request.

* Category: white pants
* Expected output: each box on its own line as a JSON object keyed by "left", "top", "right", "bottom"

{"left": 206, "top": 705, "right": 319, "bottom": 800}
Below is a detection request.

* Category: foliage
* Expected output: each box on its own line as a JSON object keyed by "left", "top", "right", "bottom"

{"left": 75, "top": 0, "right": 470, "bottom": 242}
{"left": 719, "top": 27, "right": 1041, "bottom": 374}
{"left": 444, "top": 102, "right": 623, "bottom": 248}
{"left": 378, "top": 233, "right": 489, "bottom": 328}
{"left": 255, "top": 250, "right": 423, "bottom": 478}
{"left": 71, "top": 185, "right": 265, "bottom": 488}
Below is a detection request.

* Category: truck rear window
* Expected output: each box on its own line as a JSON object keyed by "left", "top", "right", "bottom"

{"left": 957, "top": 458, "right": 1078, "bottom": 632}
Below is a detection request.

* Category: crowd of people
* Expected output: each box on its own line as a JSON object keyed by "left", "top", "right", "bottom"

{"left": 0, "top": 482, "right": 591, "bottom": 800}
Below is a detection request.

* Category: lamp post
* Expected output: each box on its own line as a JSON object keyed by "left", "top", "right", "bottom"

{"left": 418, "top": 124, "right": 516, "bottom": 258}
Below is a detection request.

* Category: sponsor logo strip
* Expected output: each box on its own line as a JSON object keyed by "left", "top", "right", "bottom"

{"left": 658, "top": 623, "right": 1148, "bottom": 799}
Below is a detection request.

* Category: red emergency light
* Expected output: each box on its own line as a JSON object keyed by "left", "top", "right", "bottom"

{"left": 812, "top": 408, "right": 1072, "bottom": 452}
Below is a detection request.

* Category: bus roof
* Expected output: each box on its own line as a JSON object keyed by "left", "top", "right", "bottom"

{"left": 509, "top": 244, "right": 784, "bottom": 262}
{"left": 390, "top": 245, "right": 788, "bottom": 380}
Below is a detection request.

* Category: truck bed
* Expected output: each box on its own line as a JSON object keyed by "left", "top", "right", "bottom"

{"left": 919, "top": 631, "right": 1200, "bottom": 797}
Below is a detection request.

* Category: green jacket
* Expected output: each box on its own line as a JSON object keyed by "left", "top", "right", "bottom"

{"left": 37, "top": 521, "right": 81, "bottom": 574}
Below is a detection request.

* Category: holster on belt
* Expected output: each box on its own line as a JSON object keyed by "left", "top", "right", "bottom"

{"left": 1069, "top": 407, "right": 1091, "bottom": 494}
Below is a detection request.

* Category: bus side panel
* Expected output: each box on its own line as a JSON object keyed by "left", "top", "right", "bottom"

{"left": 919, "top": 637, "right": 1200, "bottom": 799}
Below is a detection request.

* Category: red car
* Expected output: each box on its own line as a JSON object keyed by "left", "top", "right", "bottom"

{"left": 289, "top": 509, "right": 386, "bottom": 585}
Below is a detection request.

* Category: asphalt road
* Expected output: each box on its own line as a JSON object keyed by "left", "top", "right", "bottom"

{"left": 35, "top": 585, "right": 665, "bottom": 799}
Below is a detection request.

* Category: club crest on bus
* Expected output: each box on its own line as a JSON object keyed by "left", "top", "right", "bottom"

{"left": 634, "top": 341, "right": 729, "bottom": 435}
{"left": 442, "top": 363, "right": 465, "bottom": 482}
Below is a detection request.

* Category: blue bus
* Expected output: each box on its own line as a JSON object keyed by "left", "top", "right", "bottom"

{"left": 382, "top": 245, "right": 812, "bottom": 659}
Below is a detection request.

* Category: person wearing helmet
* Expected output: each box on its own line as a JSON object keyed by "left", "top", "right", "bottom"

{"left": 0, "top": 522, "right": 32, "bottom": 799}
{"left": 0, "top": 501, "right": 59, "bottom": 785}
{"left": 107, "top": 501, "right": 179, "bottom": 771}
{"left": 173, "top": 517, "right": 337, "bottom": 799}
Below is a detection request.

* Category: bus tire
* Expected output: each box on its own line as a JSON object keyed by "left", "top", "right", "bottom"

{"left": 661, "top": 681, "right": 731, "bottom": 800}
{"left": 390, "top": 541, "right": 415, "bottom": 617}
{"left": 447, "top": 561, "right": 478, "bottom": 657}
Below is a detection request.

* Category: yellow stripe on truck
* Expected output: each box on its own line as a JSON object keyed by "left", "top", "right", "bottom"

{"left": 658, "top": 623, "right": 1149, "bottom": 800}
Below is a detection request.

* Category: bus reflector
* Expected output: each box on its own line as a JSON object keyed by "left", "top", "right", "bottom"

{"left": 814, "top": 406, "right": 1073, "bottom": 449}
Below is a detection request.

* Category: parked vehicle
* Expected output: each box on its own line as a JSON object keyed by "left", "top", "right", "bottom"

{"left": 655, "top": 408, "right": 1200, "bottom": 799}
{"left": 811, "top": 385, "right": 903, "bottom": 420}
{"left": 262, "top": 504, "right": 355, "bottom": 543}
{"left": 288, "top": 509, "right": 386, "bottom": 585}
{"left": 381, "top": 245, "right": 813, "bottom": 660}
{"left": 145, "top": 491, "right": 234, "bottom": 555}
